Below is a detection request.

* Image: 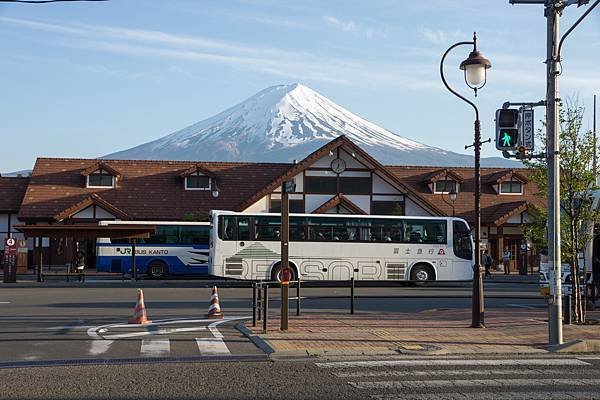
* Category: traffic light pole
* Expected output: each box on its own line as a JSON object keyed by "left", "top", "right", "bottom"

{"left": 280, "top": 184, "right": 290, "bottom": 331}
{"left": 545, "top": 0, "right": 563, "bottom": 346}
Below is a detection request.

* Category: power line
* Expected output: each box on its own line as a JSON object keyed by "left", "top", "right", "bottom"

{"left": 0, "top": 0, "right": 107, "bottom": 3}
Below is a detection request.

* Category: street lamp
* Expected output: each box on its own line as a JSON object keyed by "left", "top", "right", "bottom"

{"left": 449, "top": 189, "right": 457, "bottom": 217}
{"left": 440, "top": 32, "right": 491, "bottom": 329}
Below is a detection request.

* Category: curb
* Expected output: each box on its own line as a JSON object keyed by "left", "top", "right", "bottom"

{"left": 234, "top": 322, "right": 276, "bottom": 356}
{"left": 548, "top": 339, "right": 600, "bottom": 353}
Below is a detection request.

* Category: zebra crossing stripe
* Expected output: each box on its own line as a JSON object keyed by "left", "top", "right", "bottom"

{"left": 140, "top": 338, "right": 170, "bottom": 356}
{"left": 350, "top": 378, "right": 600, "bottom": 389}
{"left": 333, "top": 368, "right": 571, "bottom": 378}
{"left": 88, "top": 339, "right": 114, "bottom": 356}
{"left": 371, "top": 392, "right": 600, "bottom": 400}
{"left": 195, "top": 338, "right": 230, "bottom": 355}
{"left": 317, "top": 358, "right": 591, "bottom": 368}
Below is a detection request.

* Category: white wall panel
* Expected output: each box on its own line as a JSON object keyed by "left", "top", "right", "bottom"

{"left": 305, "top": 195, "right": 334, "bottom": 213}
{"left": 373, "top": 174, "right": 400, "bottom": 194}
{"left": 345, "top": 195, "right": 370, "bottom": 213}
{"left": 405, "top": 198, "right": 432, "bottom": 216}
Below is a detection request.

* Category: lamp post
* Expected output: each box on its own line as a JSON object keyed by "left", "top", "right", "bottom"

{"left": 449, "top": 189, "right": 457, "bottom": 218}
{"left": 440, "top": 32, "right": 491, "bottom": 328}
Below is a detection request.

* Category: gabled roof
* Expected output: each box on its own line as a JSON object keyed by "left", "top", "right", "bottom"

{"left": 313, "top": 194, "right": 367, "bottom": 215}
{"left": 490, "top": 201, "right": 529, "bottom": 226}
{"left": 238, "top": 135, "right": 444, "bottom": 215}
{"left": 179, "top": 164, "right": 217, "bottom": 179}
{"left": 387, "top": 165, "right": 544, "bottom": 226}
{"left": 427, "top": 168, "right": 464, "bottom": 184}
{"left": 53, "top": 193, "right": 129, "bottom": 222}
{"left": 486, "top": 169, "right": 528, "bottom": 184}
{"left": 0, "top": 177, "right": 29, "bottom": 213}
{"left": 80, "top": 162, "right": 122, "bottom": 178}
{"left": 19, "top": 157, "right": 292, "bottom": 222}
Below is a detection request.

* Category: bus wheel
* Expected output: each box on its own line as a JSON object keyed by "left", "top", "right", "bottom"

{"left": 410, "top": 264, "right": 435, "bottom": 283}
{"left": 271, "top": 264, "right": 297, "bottom": 283}
{"left": 148, "top": 260, "right": 168, "bottom": 279}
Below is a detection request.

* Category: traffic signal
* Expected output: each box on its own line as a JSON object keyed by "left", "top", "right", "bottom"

{"left": 496, "top": 109, "right": 520, "bottom": 151}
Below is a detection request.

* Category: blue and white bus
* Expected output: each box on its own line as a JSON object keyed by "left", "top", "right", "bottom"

{"left": 96, "top": 221, "right": 210, "bottom": 278}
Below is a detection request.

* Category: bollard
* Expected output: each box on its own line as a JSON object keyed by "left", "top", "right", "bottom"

{"left": 350, "top": 277, "right": 355, "bottom": 315}
{"left": 257, "top": 283, "right": 262, "bottom": 321}
{"left": 296, "top": 278, "right": 301, "bottom": 316}
{"left": 262, "top": 284, "right": 269, "bottom": 333}
{"left": 252, "top": 283, "right": 257, "bottom": 327}
{"left": 564, "top": 294, "right": 572, "bottom": 325}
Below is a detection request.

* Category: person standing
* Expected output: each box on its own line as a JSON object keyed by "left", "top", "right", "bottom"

{"left": 502, "top": 246, "right": 511, "bottom": 275}
{"left": 483, "top": 250, "right": 493, "bottom": 279}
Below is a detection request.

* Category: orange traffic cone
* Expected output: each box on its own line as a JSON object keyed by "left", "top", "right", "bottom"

{"left": 129, "top": 289, "right": 151, "bottom": 324}
{"left": 206, "top": 286, "right": 223, "bottom": 319}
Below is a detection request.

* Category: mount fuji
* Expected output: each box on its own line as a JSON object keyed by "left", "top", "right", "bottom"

{"left": 105, "top": 83, "right": 517, "bottom": 167}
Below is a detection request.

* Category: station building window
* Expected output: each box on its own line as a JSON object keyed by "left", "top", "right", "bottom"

{"left": 185, "top": 173, "right": 211, "bottom": 190}
{"left": 499, "top": 180, "right": 522, "bottom": 195}
{"left": 87, "top": 169, "right": 114, "bottom": 188}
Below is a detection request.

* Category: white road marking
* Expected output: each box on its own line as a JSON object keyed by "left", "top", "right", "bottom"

{"left": 372, "top": 392, "right": 600, "bottom": 400}
{"left": 86, "top": 327, "right": 114, "bottom": 356}
{"left": 316, "top": 359, "right": 591, "bottom": 368}
{"left": 333, "top": 368, "right": 572, "bottom": 378}
{"left": 101, "top": 326, "right": 207, "bottom": 340}
{"left": 0, "top": 301, "right": 10, "bottom": 304}
{"left": 506, "top": 303, "right": 546, "bottom": 309}
{"left": 350, "top": 379, "right": 600, "bottom": 389}
{"left": 578, "top": 356, "right": 600, "bottom": 360}
{"left": 140, "top": 338, "right": 170, "bottom": 356}
{"left": 195, "top": 338, "right": 230, "bottom": 355}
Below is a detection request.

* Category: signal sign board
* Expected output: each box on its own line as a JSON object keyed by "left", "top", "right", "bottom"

{"left": 521, "top": 109, "right": 534, "bottom": 150}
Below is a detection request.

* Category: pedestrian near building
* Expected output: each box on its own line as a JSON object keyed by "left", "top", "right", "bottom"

{"left": 502, "top": 247, "right": 511, "bottom": 275}
{"left": 483, "top": 250, "right": 493, "bottom": 279}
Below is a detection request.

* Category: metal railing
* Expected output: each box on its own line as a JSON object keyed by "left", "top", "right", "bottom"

{"left": 252, "top": 277, "right": 361, "bottom": 333}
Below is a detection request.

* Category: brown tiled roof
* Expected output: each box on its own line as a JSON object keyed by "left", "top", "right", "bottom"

{"left": 387, "top": 165, "right": 545, "bottom": 226}
{"left": 313, "top": 194, "right": 367, "bottom": 215}
{"left": 19, "top": 158, "right": 293, "bottom": 222}
{"left": 427, "top": 168, "right": 464, "bottom": 183}
{"left": 53, "top": 193, "right": 130, "bottom": 221}
{"left": 0, "top": 177, "right": 29, "bottom": 213}
{"left": 80, "top": 161, "right": 122, "bottom": 178}
{"left": 238, "top": 135, "right": 445, "bottom": 216}
{"left": 486, "top": 169, "right": 528, "bottom": 184}
{"left": 179, "top": 164, "right": 217, "bottom": 179}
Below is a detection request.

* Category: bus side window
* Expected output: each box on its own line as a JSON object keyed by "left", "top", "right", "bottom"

{"left": 238, "top": 218, "right": 250, "bottom": 241}
{"left": 221, "top": 216, "right": 236, "bottom": 240}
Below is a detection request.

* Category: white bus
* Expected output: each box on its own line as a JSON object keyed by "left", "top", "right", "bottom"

{"left": 96, "top": 220, "right": 210, "bottom": 278}
{"left": 209, "top": 210, "right": 474, "bottom": 282}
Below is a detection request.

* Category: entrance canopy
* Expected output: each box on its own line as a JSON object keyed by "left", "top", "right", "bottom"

{"left": 14, "top": 223, "right": 156, "bottom": 239}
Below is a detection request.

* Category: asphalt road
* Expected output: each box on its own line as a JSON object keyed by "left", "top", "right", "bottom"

{"left": 0, "top": 280, "right": 546, "bottom": 363}
{"left": 1, "top": 278, "right": 576, "bottom": 400}
{"left": 1, "top": 356, "right": 599, "bottom": 399}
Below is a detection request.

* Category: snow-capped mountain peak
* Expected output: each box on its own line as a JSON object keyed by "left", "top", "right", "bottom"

{"left": 105, "top": 83, "right": 516, "bottom": 167}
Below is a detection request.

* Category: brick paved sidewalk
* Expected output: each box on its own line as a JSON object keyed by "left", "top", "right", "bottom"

{"left": 247, "top": 308, "right": 600, "bottom": 356}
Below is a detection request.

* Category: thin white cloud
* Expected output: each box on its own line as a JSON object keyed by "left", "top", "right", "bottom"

{"left": 3, "top": 16, "right": 443, "bottom": 90}
{"left": 323, "top": 16, "right": 387, "bottom": 39}
{"left": 420, "top": 28, "right": 467, "bottom": 45}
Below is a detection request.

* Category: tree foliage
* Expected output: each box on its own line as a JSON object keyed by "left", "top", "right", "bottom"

{"left": 523, "top": 101, "right": 599, "bottom": 323}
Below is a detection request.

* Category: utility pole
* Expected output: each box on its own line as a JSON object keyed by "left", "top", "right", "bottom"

{"left": 545, "top": 0, "right": 563, "bottom": 345}
{"left": 594, "top": 94, "right": 597, "bottom": 180}
{"left": 510, "top": 0, "right": 599, "bottom": 345}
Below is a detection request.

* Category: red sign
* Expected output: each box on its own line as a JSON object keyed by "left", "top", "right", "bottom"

{"left": 3, "top": 237, "right": 18, "bottom": 283}
{"left": 280, "top": 267, "right": 292, "bottom": 284}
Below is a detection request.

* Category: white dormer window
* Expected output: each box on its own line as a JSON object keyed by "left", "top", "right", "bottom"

{"left": 185, "top": 172, "right": 211, "bottom": 190}
{"left": 434, "top": 180, "right": 457, "bottom": 194}
{"left": 87, "top": 169, "right": 114, "bottom": 188}
{"left": 499, "top": 180, "right": 523, "bottom": 195}
{"left": 500, "top": 181, "right": 523, "bottom": 194}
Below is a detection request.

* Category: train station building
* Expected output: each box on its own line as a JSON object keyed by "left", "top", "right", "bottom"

{"left": 2, "top": 136, "right": 544, "bottom": 273}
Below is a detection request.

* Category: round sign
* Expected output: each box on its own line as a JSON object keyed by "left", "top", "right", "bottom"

{"left": 6, "top": 238, "right": 16, "bottom": 247}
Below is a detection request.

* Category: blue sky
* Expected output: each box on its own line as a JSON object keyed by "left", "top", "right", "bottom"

{"left": 1, "top": 0, "right": 598, "bottom": 172}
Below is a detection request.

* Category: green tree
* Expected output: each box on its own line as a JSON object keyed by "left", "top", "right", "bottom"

{"left": 524, "top": 102, "right": 599, "bottom": 323}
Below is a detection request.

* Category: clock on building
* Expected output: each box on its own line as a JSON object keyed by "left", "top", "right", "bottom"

{"left": 330, "top": 158, "right": 346, "bottom": 174}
